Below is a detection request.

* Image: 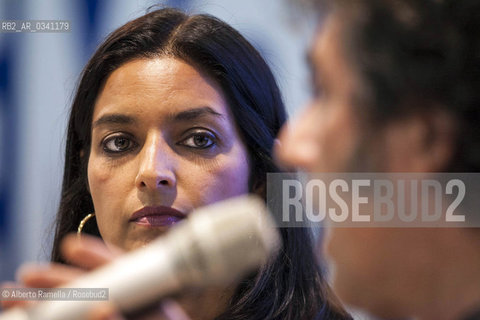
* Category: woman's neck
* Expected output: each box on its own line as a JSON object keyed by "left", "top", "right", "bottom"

{"left": 177, "top": 284, "right": 237, "bottom": 320}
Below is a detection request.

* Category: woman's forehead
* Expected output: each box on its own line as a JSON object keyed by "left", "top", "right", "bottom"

{"left": 92, "top": 57, "right": 231, "bottom": 123}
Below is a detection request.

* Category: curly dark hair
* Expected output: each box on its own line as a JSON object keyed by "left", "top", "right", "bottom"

{"left": 316, "top": 0, "right": 480, "bottom": 172}
{"left": 51, "top": 7, "right": 350, "bottom": 320}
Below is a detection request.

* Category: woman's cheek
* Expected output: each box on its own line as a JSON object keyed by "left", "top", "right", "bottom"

{"left": 87, "top": 161, "right": 122, "bottom": 244}
{"left": 204, "top": 150, "right": 250, "bottom": 201}
{"left": 88, "top": 161, "right": 111, "bottom": 209}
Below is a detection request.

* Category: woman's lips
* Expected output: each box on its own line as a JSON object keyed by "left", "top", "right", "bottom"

{"left": 129, "top": 206, "right": 186, "bottom": 227}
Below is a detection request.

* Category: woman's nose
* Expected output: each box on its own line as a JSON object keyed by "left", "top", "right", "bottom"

{"left": 135, "top": 136, "right": 177, "bottom": 191}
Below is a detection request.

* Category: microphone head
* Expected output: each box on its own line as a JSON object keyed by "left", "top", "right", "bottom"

{"left": 0, "top": 196, "right": 281, "bottom": 320}
{"left": 169, "top": 195, "right": 282, "bottom": 287}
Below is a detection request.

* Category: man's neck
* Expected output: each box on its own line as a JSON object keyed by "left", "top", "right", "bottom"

{"left": 415, "top": 229, "right": 480, "bottom": 320}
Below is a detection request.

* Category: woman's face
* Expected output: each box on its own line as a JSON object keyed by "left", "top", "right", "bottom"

{"left": 88, "top": 57, "right": 250, "bottom": 251}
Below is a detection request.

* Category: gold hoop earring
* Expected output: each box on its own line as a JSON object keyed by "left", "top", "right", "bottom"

{"left": 77, "top": 213, "right": 96, "bottom": 238}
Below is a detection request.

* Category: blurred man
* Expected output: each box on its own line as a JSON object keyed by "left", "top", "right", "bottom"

{"left": 277, "top": 1, "right": 480, "bottom": 319}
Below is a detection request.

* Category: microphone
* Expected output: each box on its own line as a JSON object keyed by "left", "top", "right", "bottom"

{"left": 0, "top": 195, "right": 281, "bottom": 320}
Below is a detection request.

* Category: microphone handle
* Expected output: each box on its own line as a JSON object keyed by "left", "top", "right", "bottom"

{"left": 0, "top": 236, "right": 182, "bottom": 320}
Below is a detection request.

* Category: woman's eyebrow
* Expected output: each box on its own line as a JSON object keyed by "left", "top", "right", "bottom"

{"left": 92, "top": 114, "right": 136, "bottom": 128}
{"left": 168, "top": 106, "right": 225, "bottom": 122}
{"left": 92, "top": 107, "right": 224, "bottom": 129}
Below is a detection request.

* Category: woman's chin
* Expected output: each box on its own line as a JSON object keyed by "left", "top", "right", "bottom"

{"left": 123, "top": 228, "right": 171, "bottom": 251}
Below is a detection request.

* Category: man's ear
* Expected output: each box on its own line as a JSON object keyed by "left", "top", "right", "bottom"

{"left": 422, "top": 109, "right": 457, "bottom": 171}
{"left": 382, "top": 109, "right": 457, "bottom": 172}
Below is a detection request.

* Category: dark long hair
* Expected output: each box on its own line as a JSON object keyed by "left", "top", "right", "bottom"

{"left": 52, "top": 8, "right": 350, "bottom": 319}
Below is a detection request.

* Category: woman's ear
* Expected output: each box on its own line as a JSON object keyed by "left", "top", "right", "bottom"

{"left": 273, "top": 138, "right": 282, "bottom": 151}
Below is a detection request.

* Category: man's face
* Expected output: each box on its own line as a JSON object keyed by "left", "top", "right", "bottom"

{"left": 276, "top": 14, "right": 428, "bottom": 318}
{"left": 277, "top": 16, "right": 365, "bottom": 173}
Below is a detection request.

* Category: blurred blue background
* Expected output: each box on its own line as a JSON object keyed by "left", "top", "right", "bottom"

{"left": 0, "top": 0, "right": 315, "bottom": 281}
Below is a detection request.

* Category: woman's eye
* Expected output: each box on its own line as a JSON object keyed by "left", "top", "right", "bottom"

{"left": 180, "top": 131, "right": 216, "bottom": 149}
{"left": 103, "top": 135, "right": 135, "bottom": 153}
